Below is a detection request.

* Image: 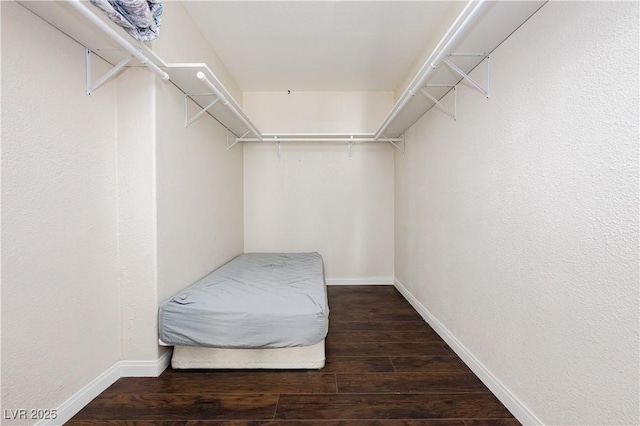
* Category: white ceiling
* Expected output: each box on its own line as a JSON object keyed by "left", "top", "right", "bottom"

{"left": 181, "top": 1, "right": 462, "bottom": 92}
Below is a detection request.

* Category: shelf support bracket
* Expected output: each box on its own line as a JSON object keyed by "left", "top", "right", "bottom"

{"left": 348, "top": 136, "right": 353, "bottom": 159}
{"left": 229, "top": 130, "right": 250, "bottom": 151}
{"left": 184, "top": 93, "right": 220, "bottom": 127}
{"left": 86, "top": 49, "right": 132, "bottom": 96}
{"left": 420, "top": 85, "right": 457, "bottom": 121}
{"left": 443, "top": 54, "right": 490, "bottom": 99}
{"left": 275, "top": 136, "right": 281, "bottom": 160}
{"left": 384, "top": 134, "right": 405, "bottom": 153}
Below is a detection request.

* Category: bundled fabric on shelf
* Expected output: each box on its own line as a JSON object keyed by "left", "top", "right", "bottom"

{"left": 90, "top": 0, "right": 162, "bottom": 41}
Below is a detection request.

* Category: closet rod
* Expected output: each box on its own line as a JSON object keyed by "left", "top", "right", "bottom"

{"left": 236, "top": 137, "right": 401, "bottom": 143}
{"left": 261, "top": 133, "right": 380, "bottom": 138}
{"left": 197, "top": 72, "right": 263, "bottom": 140}
{"left": 374, "top": 0, "right": 489, "bottom": 140}
{"left": 66, "top": 0, "right": 169, "bottom": 81}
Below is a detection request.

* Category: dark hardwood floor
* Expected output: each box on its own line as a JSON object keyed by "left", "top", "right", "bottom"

{"left": 68, "top": 285, "right": 519, "bottom": 425}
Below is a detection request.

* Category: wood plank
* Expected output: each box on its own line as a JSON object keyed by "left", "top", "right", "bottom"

{"left": 275, "top": 393, "right": 515, "bottom": 420}
{"left": 329, "top": 320, "right": 431, "bottom": 332}
{"left": 72, "top": 393, "right": 278, "bottom": 421}
{"left": 337, "top": 372, "right": 489, "bottom": 394}
{"left": 66, "top": 421, "right": 188, "bottom": 426}
{"left": 185, "top": 420, "right": 467, "bottom": 425}
{"left": 327, "top": 287, "right": 412, "bottom": 310}
{"left": 327, "top": 288, "right": 422, "bottom": 322}
{"left": 390, "top": 356, "right": 473, "bottom": 373}
{"left": 327, "top": 285, "right": 401, "bottom": 296}
{"left": 328, "top": 296, "right": 412, "bottom": 311}
{"left": 463, "top": 420, "right": 522, "bottom": 426}
{"left": 103, "top": 373, "right": 336, "bottom": 395}
{"left": 321, "top": 356, "right": 395, "bottom": 373}
{"left": 329, "top": 306, "right": 423, "bottom": 322}
{"left": 326, "top": 340, "right": 450, "bottom": 357}
{"left": 329, "top": 330, "right": 444, "bottom": 344}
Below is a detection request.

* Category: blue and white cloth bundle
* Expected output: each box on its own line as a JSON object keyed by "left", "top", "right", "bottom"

{"left": 90, "top": 0, "right": 163, "bottom": 42}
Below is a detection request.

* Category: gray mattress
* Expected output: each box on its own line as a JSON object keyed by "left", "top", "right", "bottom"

{"left": 158, "top": 252, "right": 328, "bottom": 349}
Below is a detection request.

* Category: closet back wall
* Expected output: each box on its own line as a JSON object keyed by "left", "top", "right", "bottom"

{"left": 243, "top": 92, "right": 394, "bottom": 283}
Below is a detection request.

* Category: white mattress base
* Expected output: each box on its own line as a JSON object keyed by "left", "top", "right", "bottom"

{"left": 171, "top": 340, "right": 325, "bottom": 369}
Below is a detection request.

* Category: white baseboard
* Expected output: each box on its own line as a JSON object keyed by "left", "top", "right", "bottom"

{"left": 326, "top": 277, "right": 394, "bottom": 285}
{"left": 37, "top": 362, "right": 121, "bottom": 426}
{"left": 41, "top": 352, "right": 172, "bottom": 425}
{"left": 120, "top": 349, "right": 172, "bottom": 377}
{"left": 393, "top": 279, "right": 543, "bottom": 426}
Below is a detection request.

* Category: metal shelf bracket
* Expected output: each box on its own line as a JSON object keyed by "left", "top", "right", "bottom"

{"left": 228, "top": 130, "right": 250, "bottom": 151}
{"left": 444, "top": 53, "right": 490, "bottom": 98}
{"left": 184, "top": 93, "right": 220, "bottom": 127}
{"left": 86, "top": 48, "right": 132, "bottom": 96}
{"left": 384, "top": 134, "right": 405, "bottom": 153}
{"left": 421, "top": 84, "right": 457, "bottom": 121}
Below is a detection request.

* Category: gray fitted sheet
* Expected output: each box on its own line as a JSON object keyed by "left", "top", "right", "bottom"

{"left": 158, "top": 253, "right": 328, "bottom": 349}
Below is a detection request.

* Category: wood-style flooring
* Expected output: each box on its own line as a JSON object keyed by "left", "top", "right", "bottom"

{"left": 68, "top": 285, "right": 519, "bottom": 425}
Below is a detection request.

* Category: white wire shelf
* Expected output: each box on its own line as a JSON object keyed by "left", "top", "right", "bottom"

{"left": 20, "top": 0, "right": 546, "bottom": 151}
{"left": 375, "top": 0, "right": 546, "bottom": 140}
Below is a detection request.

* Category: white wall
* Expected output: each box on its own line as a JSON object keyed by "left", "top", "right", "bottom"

{"left": 1, "top": 1, "right": 120, "bottom": 421}
{"left": 394, "top": 2, "right": 639, "bottom": 425}
{"left": 243, "top": 91, "right": 393, "bottom": 134}
{"left": 117, "top": 69, "right": 161, "bottom": 360}
{"left": 243, "top": 92, "right": 395, "bottom": 283}
{"left": 394, "top": 1, "right": 466, "bottom": 102}
{"left": 155, "top": 80, "right": 245, "bottom": 306}
{"left": 152, "top": 1, "right": 243, "bottom": 105}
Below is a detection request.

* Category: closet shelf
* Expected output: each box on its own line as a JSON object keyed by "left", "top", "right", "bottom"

{"left": 20, "top": 0, "right": 168, "bottom": 82}
{"left": 20, "top": 0, "right": 546, "bottom": 149}
{"left": 375, "top": 0, "right": 546, "bottom": 141}
{"left": 19, "top": 0, "right": 261, "bottom": 139}
{"left": 165, "top": 63, "right": 261, "bottom": 139}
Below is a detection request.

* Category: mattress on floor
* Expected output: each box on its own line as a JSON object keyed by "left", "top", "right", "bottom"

{"left": 158, "top": 252, "right": 328, "bottom": 349}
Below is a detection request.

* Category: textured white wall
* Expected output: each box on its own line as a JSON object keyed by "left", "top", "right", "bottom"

{"left": 1, "top": 1, "right": 120, "bottom": 420}
{"left": 244, "top": 91, "right": 394, "bottom": 134}
{"left": 155, "top": 80, "right": 245, "bottom": 305}
{"left": 394, "top": 2, "right": 466, "bottom": 102}
{"left": 116, "top": 69, "right": 161, "bottom": 360}
{"left": 152, "top": 1, "right": 243, "bottom": 104}
{"left": 243, "top": 92, "right": 395, "bottom": 282}
{"left": 395, "top": 2, "right": 639, "bottom": 425}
